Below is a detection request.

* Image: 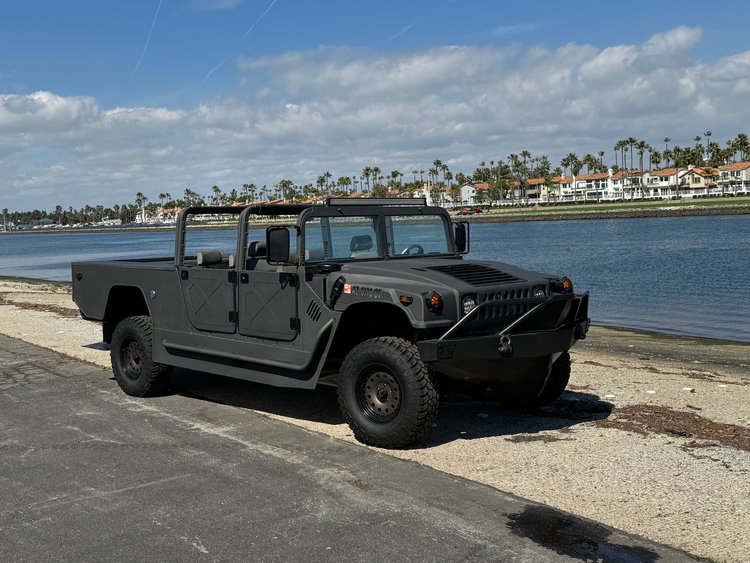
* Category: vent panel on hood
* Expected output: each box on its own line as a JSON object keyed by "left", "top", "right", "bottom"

{"left": 427, "top": 263, "right": 524, "bottom": 286}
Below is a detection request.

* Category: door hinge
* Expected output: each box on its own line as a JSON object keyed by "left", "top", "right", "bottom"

{"left": 228, "top": 270, "right": 237, "bottom": 284}
{"left": 289, "top": 317, "right": 300, "bottom": 331}
{"left": 229, "top": 311, "right": 238, "bottom": 323}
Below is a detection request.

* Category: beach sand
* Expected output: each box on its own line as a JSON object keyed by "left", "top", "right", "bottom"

{"left": 1, "top": 278, "right": 748, "bottom": 561}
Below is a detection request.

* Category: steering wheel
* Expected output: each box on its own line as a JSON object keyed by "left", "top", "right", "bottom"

{"left": 401, "top": 244, "right": 425, "bottom": 255}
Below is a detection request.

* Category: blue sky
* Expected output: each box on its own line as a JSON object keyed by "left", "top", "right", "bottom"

{"left": 2, "top": 0, "right": 750, "bottom": 210}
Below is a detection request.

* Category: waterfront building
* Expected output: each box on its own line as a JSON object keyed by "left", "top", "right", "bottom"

{"left": 718, "top": 162, "right": 750, "bottom": 195}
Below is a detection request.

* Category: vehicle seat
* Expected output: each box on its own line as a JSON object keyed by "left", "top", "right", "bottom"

{"left": 248, "top": 240, "right": 266, "bottom": 258}
{"left": 246, "top": 240, "right": 268, "bottom": 270}
{"left": 350, "top": 234, "right": 378, "bottom": 259}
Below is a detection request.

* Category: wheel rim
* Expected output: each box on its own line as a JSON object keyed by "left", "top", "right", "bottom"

{"left": 120, "top": 337, "right": 144, "bottom": 381}
{"left": 357, "top": 366, "right": 402, "bottom": 422}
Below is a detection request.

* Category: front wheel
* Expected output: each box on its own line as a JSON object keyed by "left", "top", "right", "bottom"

{"left": 337, "top": 337, "right": 439, "bottom": 448}
{"left": 517, "top": 352, "right": 571, "bottom": 409}
{"left": 111, "top": 315, "right": 171, "bottom": 397}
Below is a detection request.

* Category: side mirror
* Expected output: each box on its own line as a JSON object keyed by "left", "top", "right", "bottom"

{"left": 266, "top": 226, "right": 291, "bottom": 264}
{"left": 455, "top": 221, "right": 470, "bottom": 254}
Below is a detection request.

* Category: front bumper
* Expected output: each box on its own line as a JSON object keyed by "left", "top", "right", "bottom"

{"left": 417, "top": 292, "right": 589, "bottom": 362}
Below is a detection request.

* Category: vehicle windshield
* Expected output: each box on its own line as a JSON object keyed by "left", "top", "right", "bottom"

{"left": 303, "top": 213, "right": 453, "bottom": 261}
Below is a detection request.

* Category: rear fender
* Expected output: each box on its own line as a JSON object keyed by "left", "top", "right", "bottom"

{"left": 102, "top": 286, "right": 150, "bottom": 343}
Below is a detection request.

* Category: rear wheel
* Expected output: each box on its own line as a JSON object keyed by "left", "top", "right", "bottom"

{"left": 111, "top": 316, "right": 171, "bottom": 397}
{"left": 337, "top": 337, "right": 438, "bottom": 448}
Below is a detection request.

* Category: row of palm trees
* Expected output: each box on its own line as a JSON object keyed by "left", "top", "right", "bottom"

{"left": 5, "top": 133, "right": 750, "bottom": 226}
{"left": 136, "top": 131, "right": 750, "bottom": 214}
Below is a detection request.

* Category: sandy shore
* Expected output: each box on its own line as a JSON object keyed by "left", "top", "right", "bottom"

{"left": 1, "top": 278, "right": 748, "bottom": 561}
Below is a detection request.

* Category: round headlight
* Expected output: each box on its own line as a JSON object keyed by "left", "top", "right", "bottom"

{"left": 532, "top": 286, "right": 546, "bottom": 298}
{"left": 462, "top": 296, "right": 477, "bottom": 315}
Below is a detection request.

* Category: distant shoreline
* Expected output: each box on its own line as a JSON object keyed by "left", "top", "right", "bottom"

{"left": 2, "top": 200, "right": 749, "bottom": 235}
{"left": 472, "top": 201, "right": 750, "bottom": 223}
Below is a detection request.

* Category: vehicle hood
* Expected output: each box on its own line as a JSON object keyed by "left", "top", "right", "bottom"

{"left": 336, "top": 257, "right": 552, "bottom": 292}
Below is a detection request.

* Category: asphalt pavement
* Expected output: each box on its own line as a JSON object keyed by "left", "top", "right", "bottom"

{"left": 0, "top": 334, "right": 694, "bottom": 562}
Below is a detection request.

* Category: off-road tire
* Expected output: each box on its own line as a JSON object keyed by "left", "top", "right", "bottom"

{"left": 337, "top": 337, "right": 439, "bottom": 448}
{"left": 520, "top": 352, "right": 571, "bottom": 409}
{"left": 111, "top": 315, "right": 171, "bottom": 397}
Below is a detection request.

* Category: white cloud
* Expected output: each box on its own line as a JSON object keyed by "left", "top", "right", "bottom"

{"left": 0, "top": 91, "right": 99, "bottom": 133}
{"left": 2, "top": 26, "right": 750, "bottom": 211}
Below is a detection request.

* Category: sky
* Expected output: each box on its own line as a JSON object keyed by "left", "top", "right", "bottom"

{"left": 2, "top": 0, "right": 750, "bottom": 211}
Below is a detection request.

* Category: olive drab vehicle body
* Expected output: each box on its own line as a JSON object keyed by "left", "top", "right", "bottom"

{"left": 73, "top": 198, "right": 589, "bottom": 447}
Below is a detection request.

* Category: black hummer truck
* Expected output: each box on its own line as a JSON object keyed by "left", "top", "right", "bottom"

{"left": 72, "top": 198, "right": 589, "bottom": 448}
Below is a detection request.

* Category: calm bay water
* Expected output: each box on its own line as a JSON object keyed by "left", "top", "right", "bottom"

{"left": 1, "top": 215, "right": 748, "bottom": 342}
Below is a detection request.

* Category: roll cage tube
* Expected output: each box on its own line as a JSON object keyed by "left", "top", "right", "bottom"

{"left": 175, "top": 204, "right": 310, "bottom": 267}
{"left": 175, "top": 206, "right": 246, "bottom": 267}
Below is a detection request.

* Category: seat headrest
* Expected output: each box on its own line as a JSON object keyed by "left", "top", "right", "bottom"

{"left": 305, "top": 247, "right": 325, "bottom": 261}
{"left": 197, "top": 249, "right": 222, "bottom": 266}
{"left": 350, "top": 234, "right": 373, "bottom": 252}
{"left": 248, "top": 240, "right": 267, "bottom": 257}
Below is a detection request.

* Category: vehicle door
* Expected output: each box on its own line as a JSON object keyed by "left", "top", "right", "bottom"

{"left": 236, "top": 230, "right": 299, "bottom": 341}
{"left": 179, "top": 263, "right": 237, "bottom": 334}
{"left": 177, "top": 212, "right": 238, "bottom": 334}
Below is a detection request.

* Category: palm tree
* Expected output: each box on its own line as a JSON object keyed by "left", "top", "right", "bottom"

{"left": 211, "top": 185, "right": 223, "bottom": 204}
{"left": 390, "top": 170, "right": 402, "bottom": 189}
{"left": 371, "top": 167, "right": 381, "bottom": 189}
{"left": 432, "top": 159, "right": 444, "bottom": 183}
{"left": 663, "top": 149, "right": 673, "bottom": 168}
{"left": 627, "top": 137, "right": 637, "bottom": 169}
{"left": 362, "top": 167, "right": 372, "bottom": 191}
{"left": 650, "top": 150, "right": 662, "bottom": 169}
{"left": 337, "top": 176, "right": 352, "bottom": 194}
{"left": 636, "top": 140, "right": 648, "bottom": 171}
{"left": 734, "top": 133, "right": 749, "bottom": 161}
{"left": 598, "top": 150, "right": 605, "bottom": 168}
{"left": 693, "top": 135, "right": 703, "bottom": 163}
{"left": 613, "top": 141, "right": 623, "bottom": 169}
{"left": 324, "top": 171, "right": 332, "bottom": 192}
{"left": 704, "top": 131, "right": 712, "bottom": 162}
{"left": 158, "top": 193, "right": 166, "bottom": 208}
{"left": 134, "top": 192, "right": 148, "bottom": 222}
{"left": 582, "top": 153, "right": 598, "bottom": 174}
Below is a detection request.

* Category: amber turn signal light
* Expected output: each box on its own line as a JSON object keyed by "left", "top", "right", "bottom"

{"left": 426, "top": 291, "right": 443, "bottom": 314}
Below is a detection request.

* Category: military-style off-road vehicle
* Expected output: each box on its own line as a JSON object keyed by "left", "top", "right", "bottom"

{"left": 73, "top": 198, "right": 589, "bottom": 448}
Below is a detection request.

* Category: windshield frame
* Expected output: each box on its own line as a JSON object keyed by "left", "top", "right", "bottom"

{"left": 299, "top": 205, "right": 457, "bottom": 264}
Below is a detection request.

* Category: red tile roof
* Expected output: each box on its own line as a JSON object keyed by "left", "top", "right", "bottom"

{"left": 575, "top": 172, "right": 609, "bottom": 180}
{"left": 718, "top": 161, "right": 750, "bottom": 171}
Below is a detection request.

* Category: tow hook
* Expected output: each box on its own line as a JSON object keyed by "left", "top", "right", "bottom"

{"left": 498, "top": 334, "right": 513, "bottom": 356}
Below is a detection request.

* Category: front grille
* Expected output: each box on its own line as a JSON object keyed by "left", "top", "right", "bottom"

{"left": 474, "top": 289, "right": 533, "bottom": 324}
{"left": 427, "top": 263, "right": 524, "bottom": 286}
